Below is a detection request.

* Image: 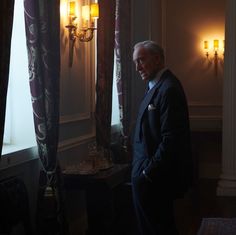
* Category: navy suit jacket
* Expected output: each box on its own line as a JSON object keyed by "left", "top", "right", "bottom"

{"left": 132, "top": 69, "right": 193, "bottom": 197}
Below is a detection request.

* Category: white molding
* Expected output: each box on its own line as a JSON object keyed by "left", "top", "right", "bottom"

{"left": 217, "top": 179, "right": 236, "bottom": 196}
{"left": 60, "top": 38, "right": 95, "bottom": 125}
{"left": 188, "top": 103, "right": 222, "bottom": 131}
{"left": 189, "top": 115, "right": 222, "bottom": 131}
{"left": 60, "top": 112, "right": 92, "bottom": 124}
{"left": 58, "top": 132, "right": 95, "bottom": 152}
{"left": 190, "top": 115, "right": 222, "bottom": 120}
{"left": 188, "top": 103, "right": 223, "bottom": 131}
{"left": 188, "top": 103, "right": 222, "bottom": 114}
{"left": 189, "top": 103, "right": 222, "bottom": 108}
{"left": 217, "top": 0, "right": 236, "bottom": 197}
{"left": 0, "top": 147, "right": 39, "bottom": 171}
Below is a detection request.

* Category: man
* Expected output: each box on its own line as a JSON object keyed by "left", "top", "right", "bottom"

{"left": 132, "top": 40, "right": 193, "bottom": 235}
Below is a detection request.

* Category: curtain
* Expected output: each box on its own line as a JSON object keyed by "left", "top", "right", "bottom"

{"left": 0, "top": 0, "right": 15, "bottom": 156}
{"left": 24, "top": 0, "right": 60, "bottom": 173}
{"left": 115, "top": 0, "right": 132, "bottom": 152}
{"left": 95, "top": 0, "right": 116, "bottom": 149}
{"left": 24, "top": 0, "right": 68, "bottom": 234}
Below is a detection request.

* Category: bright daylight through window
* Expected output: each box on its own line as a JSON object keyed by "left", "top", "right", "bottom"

{"left": 2, "top": 0, "right": 36, "bottom": 155}
{"left": 111, "top": 54, "right": 120, "bottom": 126}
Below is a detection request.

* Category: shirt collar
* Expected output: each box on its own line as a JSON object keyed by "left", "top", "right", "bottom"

{"left": 148, "top": 67, "right": 167, "bottom": 90}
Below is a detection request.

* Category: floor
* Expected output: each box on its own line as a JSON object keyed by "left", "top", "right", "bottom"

{"left": 33, "top": 131, "right": 236, "bottom": 235}
{"left": 6, "top": 177, "right": 236, "bottom": 235}
{"left": 112, "top": 179, "right": 236, "bottom": 235}
{"left": 177, "top": 179, "right": 236, "bottom": 235}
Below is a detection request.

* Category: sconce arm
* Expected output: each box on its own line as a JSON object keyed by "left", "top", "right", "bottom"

{"left": 65, "top": 24, "right": 96, "bottom": 42}
{"left": 65, "top": 24, "right": 77, "bottom": 41}
{"left": 77, "top": 27, "right": 96, "bottom": 42}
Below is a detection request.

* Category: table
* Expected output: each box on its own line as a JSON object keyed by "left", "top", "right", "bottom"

{"left": 63, "top": 164, "right": 131, "bottom": 235}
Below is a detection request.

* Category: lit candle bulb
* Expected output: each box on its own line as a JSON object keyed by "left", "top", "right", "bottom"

{"left": 68, "top": 1, "right": 75, "bottom": 17}
{"left": 204, "top": 40, "right": 208, "bottom": 50}
{"left": 214, "top": 39, "right": 219, "bottom": 52}
{"left": 82, "top": 5, "right": 90, "bottom": 28}
{"left": 204, "top": 40, "right": 209, "bottom": 58}
{"left": 90, "top": 3, "right": 99, "bottom": 27}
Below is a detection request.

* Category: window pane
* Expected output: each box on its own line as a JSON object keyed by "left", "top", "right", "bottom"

{"left": 2, "top": 0, "right": 36, "bottom": 154}
{"left": 111, "top": 57, "right": 120, "bottom": 125}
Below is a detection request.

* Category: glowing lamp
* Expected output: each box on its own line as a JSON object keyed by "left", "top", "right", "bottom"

{"left": 82, "top": 5, "right": 90, "bottom": 22}
{"left": 65, "top": 1, "right": 99, "bottom": 66}
{"left": 204, "top": 40, "right": 208, "bottom": 50}
{"left": 90, "top": 3, "right": 99, "bottom": 19}
{"left": 214, "top": 39, "right": 219, "bottom": 51}
{"left": 68, "top": 1, "right": 75, "bottom": 17}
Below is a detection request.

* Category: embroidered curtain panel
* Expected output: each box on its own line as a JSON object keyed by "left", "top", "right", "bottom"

{"left": 95, "top": 0, "right": 116, "bottom": 148}
{"left": 24, "top": 0, "right": 60, "bottom": 172}
{"left": 24, "top": 1, "right": 68, "bottom": 233}
{"left": 115, "top": 0, "right": 132, "bottom": 150}
{"left": 0, "top": 0, "right": 15, "bottom": 156}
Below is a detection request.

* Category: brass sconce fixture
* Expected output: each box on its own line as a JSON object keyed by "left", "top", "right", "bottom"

{"left": 203, "top": 39, "right": 224, "bottom": 59}
{"left": 66, "top": 1, "right": 99, "bottom": 42}
{"left": 65, "top": 1, "right": 99, "bottom": 66}
{"left": 203, "top": 39, "right": 224, "bottom": 76}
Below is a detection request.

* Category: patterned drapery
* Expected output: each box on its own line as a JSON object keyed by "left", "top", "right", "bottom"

{"left": 0, "top": 0, "right": 15, "bottom": 156}
{"left": 114, "top": 0, "right": 132, "bottom": 150}
{"left": 24, "top": 1, "right": 68, "bottom": 234}
{"left": 96, "top": 0, "right": 116, "bottom": 148}
{"left": 24, "top": 0, "right": 60, "bottom": 172}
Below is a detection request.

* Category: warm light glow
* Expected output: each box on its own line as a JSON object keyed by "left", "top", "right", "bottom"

{"left": 64, "top": 0, "right": 98, "bottom": 61}
{"left": 214, "top": 39, "right": 219, "bottom": 51}
{"left": 202, "top": 39, "right": 224, "bottom": 55}
{"left": 204, "top": 40, "right": 208, "bottom": 50}
{"left": 60, "top": 0, "right": 67, "bottom": 19}
{"left": 82, "top": 5, "right": 90, "bottom": 21}
{"left": 68, "top": 1, "right": 76, "bottom": 17}
{"left": 90, "top": 3, "right": 99, "bottom": 19}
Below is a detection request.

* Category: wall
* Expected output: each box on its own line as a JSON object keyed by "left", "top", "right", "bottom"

{"left": 57, "top": 0, "right": 226, "bottom": 233}
{"left": 130, "top": 0, "right": 225, "bottom": 181}
{"left": 59, "top": 0, "right": 96, "bottom": 165}
{"left": 162, "top": 0, "right": 225, "bottom": 178}
{"left": 58, "top": 1, "right": 96, "bottom": 234}
{"left": 131, "top": 0, "right": 162, "bottom": 124}
{"left": 164, "top": 0, "right": 225, "bottom": 130}
{"left": 131, "top": 0, "right": 226, "bottom": 131}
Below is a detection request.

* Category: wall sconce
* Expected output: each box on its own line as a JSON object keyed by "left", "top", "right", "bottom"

{"left": 65, "top": 1, "right": 99, "bottom": 43}
{"left": 65, "top": 1, "right": 99, "bottom": 67}
{"left": 203, "top": 39, "right": 224, "bottom": 60}
{"left": 203, "top": 39, "right": 224, "bottom": 76}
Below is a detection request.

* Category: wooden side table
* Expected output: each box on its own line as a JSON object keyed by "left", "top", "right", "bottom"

{"left": 63, "top": 164, "right": 131, "bottom": 235}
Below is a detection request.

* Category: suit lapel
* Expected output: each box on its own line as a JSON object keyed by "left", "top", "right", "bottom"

{"left": 135, "top": 70, "right": 171, "bottom": 142}
{"left": 138, "top": 72, "right": 166, "bottom": 118}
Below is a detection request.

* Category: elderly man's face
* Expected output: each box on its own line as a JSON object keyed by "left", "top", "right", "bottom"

{"left": 133, "top": 46, "right": 160, "bottom": 81}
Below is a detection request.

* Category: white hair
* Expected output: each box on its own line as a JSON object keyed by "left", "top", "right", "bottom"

{"left": 134, "top": 40, "right": 165, "bottom": 62}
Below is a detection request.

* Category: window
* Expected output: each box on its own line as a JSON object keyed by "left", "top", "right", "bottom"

{"left": 111, "top": 54, "right": 120, "bottom": 126}
{"left": 2, "top": 0, "right": 36, "bottom": 155}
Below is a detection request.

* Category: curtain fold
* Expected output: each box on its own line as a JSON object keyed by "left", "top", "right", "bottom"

{"left": 24, "top": 0, "right": 60, "bottom": 172}
{"left": 95, "top": 0, "right": 116, "bottom": 149}
{"left": 24, "top": 1, "right": 68, "bottom": 234}
{"left": 0, "top": 0, "right": 15, "bottom": 156}
{"left": 115, "top": 0, "right": 132, "bottom": 151}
